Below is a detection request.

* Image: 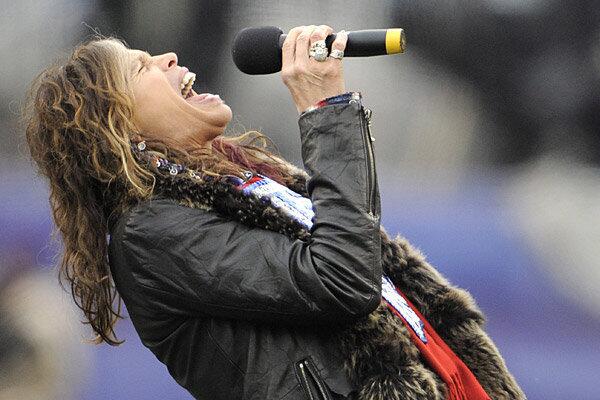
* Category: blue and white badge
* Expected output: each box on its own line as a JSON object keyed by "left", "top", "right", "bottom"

{"left": 381, "top": 275, "right": 428, "bottom": 343}
{"left": 241, "top": 175, "right": 315, "bottom": 229}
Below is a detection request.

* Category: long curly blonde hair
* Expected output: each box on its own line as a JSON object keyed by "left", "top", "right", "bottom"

{"left": 23, "top": 36, "right": 297, "bottom": 345}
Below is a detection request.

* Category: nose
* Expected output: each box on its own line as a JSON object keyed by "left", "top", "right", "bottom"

{"left": 152, "top": 52, "right": 178, "bottom": 71}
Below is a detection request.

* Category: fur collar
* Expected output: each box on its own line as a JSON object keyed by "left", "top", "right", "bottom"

{"left": 149, "top": 160, "right": 526, "bottom": 400}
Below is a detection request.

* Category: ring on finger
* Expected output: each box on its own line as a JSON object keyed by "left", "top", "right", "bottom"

{"left": 308, "top": 39, "right": 328, "bottom": 62}
{"left": 310, "top": 39, "right": 326, "bottom": 49}
{"left": 329, "top": 49, "right": 344, "bottom": 60}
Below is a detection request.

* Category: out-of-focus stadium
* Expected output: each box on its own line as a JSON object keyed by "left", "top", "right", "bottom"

{"left": 1, "top": 1, "right": 599, "bottom": 399}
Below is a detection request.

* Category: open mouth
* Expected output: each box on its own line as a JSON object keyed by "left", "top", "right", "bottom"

{"left": 180, "top": 71, "right": 195, "bottom": 99}
{"left": 179, "top": 69, "right": 223, "bottom": 104}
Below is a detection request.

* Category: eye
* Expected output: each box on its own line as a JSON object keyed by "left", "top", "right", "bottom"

{"left": 137, "top": 56, "right": 151, "bottom": 74}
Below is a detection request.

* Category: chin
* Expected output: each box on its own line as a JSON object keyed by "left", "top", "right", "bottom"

{"left": 222, "top": 103, "right": 233, "bottom": 124}
{"left": 210, "top": 103, "right": 233, "bottom": 128}
{"left": 207, "top": 105, "right": 233, "bottom": 136}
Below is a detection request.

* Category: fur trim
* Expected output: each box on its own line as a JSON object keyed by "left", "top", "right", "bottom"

{"left": 148, "top": 161, "right": 526, "bottom": 400}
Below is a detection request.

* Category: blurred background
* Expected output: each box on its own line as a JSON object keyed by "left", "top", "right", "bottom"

{"left": 1, "top": 0, "right": 599, "bottom": 399}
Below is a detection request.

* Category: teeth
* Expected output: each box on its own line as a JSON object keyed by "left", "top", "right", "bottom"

{"left": 180, "top": 71, "right": 196, "bottom": 97}
{"left": 180, "top": 71, "right": 195, "bottom": 88}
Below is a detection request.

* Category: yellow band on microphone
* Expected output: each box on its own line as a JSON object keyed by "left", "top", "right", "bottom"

{"left": 386, "top": 29, "right": 405, "bottom": 54}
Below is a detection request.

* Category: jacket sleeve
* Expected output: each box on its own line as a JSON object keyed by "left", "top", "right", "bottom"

{"left": 111, "top": 102, "right": 382, "bottom": 325}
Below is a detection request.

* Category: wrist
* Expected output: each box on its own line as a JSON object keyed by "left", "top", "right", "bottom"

{"left": 299, "top": 91, "right": 362, "bottom": 116}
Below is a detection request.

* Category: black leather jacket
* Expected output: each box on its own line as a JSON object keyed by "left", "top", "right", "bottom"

{"left": 108, "top": 102, "right": 382, "bottom": 400}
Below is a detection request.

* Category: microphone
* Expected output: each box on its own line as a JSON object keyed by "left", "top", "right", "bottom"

{"left": 232, "top": 26, "right": 406, "bottom": 75}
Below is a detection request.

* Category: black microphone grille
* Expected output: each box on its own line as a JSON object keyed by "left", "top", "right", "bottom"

{"left": 232, "top": 26, "right": 283, "bottom": 75}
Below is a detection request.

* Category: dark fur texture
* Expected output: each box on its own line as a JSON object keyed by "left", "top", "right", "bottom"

{"left": 148, "top": 163, "right": 526, "bottom": 400}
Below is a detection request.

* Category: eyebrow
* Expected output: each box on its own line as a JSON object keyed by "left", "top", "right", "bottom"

{"left": 130, "top": 51, "right": 152, "bottom": 74}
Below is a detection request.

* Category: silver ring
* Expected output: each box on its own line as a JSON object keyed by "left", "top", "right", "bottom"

{"left": 309, "top": 39, "right": 328, "bottom": 62}
{"left": 329, "top": 49, "right": 344, "bottom": 60}
{"left": 310, "top": 39, "right": 327, "bottom": 50}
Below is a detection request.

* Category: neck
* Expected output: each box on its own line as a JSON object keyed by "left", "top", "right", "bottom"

{"left": 182, "top": 134, "right": 214, "bottom": 152}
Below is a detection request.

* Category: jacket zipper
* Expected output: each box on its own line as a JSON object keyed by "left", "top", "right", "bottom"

{"left": 360, "top": 107, "right": 376, "bottom": 216}
{"left": 297, "top": 359, "right": 333, "bottom": 400}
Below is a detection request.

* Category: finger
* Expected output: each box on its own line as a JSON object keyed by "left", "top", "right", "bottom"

{"left": 295, "top": 25, "right": 317, "bottom": 69}
{"left": 281, "top": 26, "right": 305, "bottom": 72}
{"left": 299, "top": 25, "right": 330, "bottom": 71}
{"left": 311, "top": 25, "right": 334, "bottom": 63}
{"left": 316, "top": 24, "right": 334, "bottom": 39}
{"left": 329, "top": 30, "right": 348, "bottom": 62}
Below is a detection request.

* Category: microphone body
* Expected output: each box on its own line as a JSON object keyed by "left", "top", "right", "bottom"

{"left": 232, "top": 27, "right": 406, "bottom": 75}
{"left": 279, "top": 28, "right": 405, "bottom": 57}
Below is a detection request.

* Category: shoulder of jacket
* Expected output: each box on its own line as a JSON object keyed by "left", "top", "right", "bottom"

{"left": 110, "top": 196, "right": 217, "bottom": 239}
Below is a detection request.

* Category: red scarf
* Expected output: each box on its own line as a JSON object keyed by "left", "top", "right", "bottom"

{"left": 384, "top": 284, "right": 490, "bottom": 400}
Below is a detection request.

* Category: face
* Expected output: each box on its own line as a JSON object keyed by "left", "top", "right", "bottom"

{"left": 124, "top": 46, "right": 232, "bottom": 147}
